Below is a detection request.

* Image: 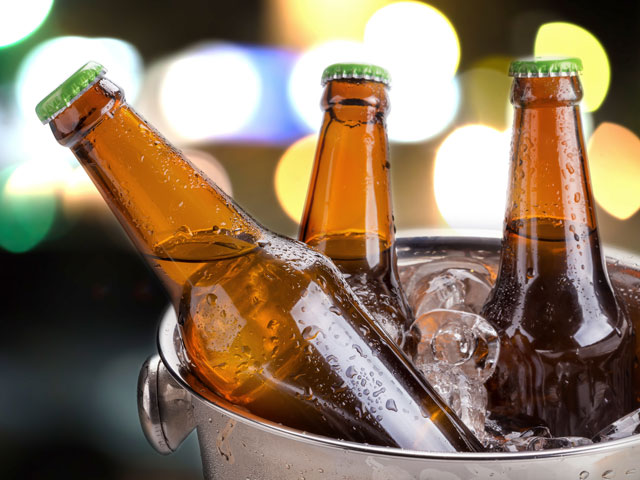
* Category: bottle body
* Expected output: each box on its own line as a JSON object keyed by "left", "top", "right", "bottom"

{"left": 482, "top": 73, "right": 634, "bottom": 437}
{"left": 45, "top": 70, "right": 481, "bottom": 451}
{"left": 299, "top": 77, "right": 416, "bottom": 354}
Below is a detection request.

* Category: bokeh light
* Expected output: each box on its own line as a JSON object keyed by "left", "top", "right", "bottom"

{"left": 534, "top": 22, "right": 610, "bottom": 112}
{"left": 160, "top": 45, "right": 262, "bottom": 142}
{"left": 0, "top": 0, "right": 53, "bottom": 48}
{"left": 0, "top": 164, "right": 57, "bottom": 253}
{"left": 364, "top": 1, "right": 461, "bottom": 142}
{"left": 387, "top": 76, "right": 460, "bottom": 143}
{"left": 434, "top": 125, "right": 510, "bottom": 231}
{"left": 365, "top": 2, "right": 460, "bottom": 79}
{"left": 17, "top": 36, "right": 143, "bottom": 118}
{"left": 288, "top": 40, "right": 369, "bottom": 132}
{"left": 269, "top": 0, "right": 391, "bottom": 48}
{"left": 61, "top": 166, "right": 104, "bottom": 213}
{"left": 588, "top": 122, "right": 640, "bottom": 220}
{"left": 274, "top": 134, "right": 317, "bottom": 222}
{"left": 4, "top": 158, "right": 72, "bottom": 195}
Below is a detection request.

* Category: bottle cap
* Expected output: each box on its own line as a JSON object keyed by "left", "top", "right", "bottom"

{"left": 321, "top": 63, "right": 391, "bottom": 86}
{"left": 35, "top": 61, "right": 107, "bottom": 124}
{"left": 509, "top": 57, "right": 583, "bottom": 78}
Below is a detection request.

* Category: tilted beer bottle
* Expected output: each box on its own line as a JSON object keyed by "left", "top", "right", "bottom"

{"left": 482, "top": 57, "right": 634, "bottom": 437}
{"left": 37, "top": 62, "right": 482, "bottom": 451}
{"left": 299, "top": 63, "right": 416, "bottom": 354}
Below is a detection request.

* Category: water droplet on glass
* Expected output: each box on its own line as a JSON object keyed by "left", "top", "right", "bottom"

{"left": 302, "top": 325, "right": 321, "bottom": 341}
{"left": 602, "top": 470, "right": 614, "bottom": 479}
{"left": 386, "top": 399, "right": 398, "bottom": 412}
{"left": 579, "top": 472, "right": 589, "bottom": 480}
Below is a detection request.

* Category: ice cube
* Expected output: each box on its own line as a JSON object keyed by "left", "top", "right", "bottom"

{"left": 487, "top": 425, "right": 592, "bottom": 451}
{"left": 502, "top": 434, "right": 592, "bottom": 452}
{"left": 402, "top": 257, "right": 494, "bottom": 315}
{"left": 420, "top": 363, "right": 487, "bottom": 438}
{"left": 593, "top": 407, "right": 640, "bottom": 442}
{"left": 413, "top": 309, "right": 500, "bottom": 383}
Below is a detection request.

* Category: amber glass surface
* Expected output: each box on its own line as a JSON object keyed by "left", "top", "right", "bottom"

{"left": 48, "top": 78, "right": 482, "bottom": 451}
{"left": 482, "top": 75, "right": 635, "bottom": 437}
{"left": 299, "top": 79, "right": 416, "bottom": 354}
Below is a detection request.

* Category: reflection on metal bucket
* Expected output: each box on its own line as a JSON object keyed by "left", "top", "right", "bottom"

{"left": 138, "top": 236, "right": 640, "bottom": 479}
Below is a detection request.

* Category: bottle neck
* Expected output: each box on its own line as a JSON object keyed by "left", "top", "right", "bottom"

{"left": 506, "top": 76, "right": 597, "bottom": 233}
{"left": 298, "top": 79, "right": 394, "bottom": 268}
{"left": 500, "top": 75, "right": 607, "bottom": 282}
{"left": 50, "top": 78, "right": 263, "bottom": 294}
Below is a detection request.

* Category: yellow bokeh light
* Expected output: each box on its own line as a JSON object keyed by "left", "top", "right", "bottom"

{"left": 275, "top": 134, "right": 317, "bottom": 223}
{"left": 588, "top": 122, "right": 640, "bottom": 220}
{"left": 534, "top": 22, "right": 610, "bottom": 112}
{"left": 434, "top": 125, "right": 510, "bottom": 231}
{"left": 268, "top": 0, "right": 392, "bottom": 48}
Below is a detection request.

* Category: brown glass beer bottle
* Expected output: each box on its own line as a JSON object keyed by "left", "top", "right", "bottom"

{"left": 482, "top": 57, "right": 634, "bottom": 437}
{"left": 299, "top": 63, "right": 416, "bottom": 355}
{"left": 36, "top": 62, "right": 483, "bottom": 451}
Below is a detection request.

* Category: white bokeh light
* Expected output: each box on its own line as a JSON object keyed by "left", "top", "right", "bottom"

{"left": 16, "top": 36, "right": 143, "bottom": 118}
{"left": 387, "top": 76, "right": 460, "bottom": 143}
{"left": 0, "top": 0, "right": 53, "bottom": 48}
{"left": 159, "top": 45, "right": 262, "bottom": 142}
{"left": 364, "top": 1, "right": 461, "bottom": 142}
{"left": 4, "top": 157, "right": 73, "bottom": 195}
{"left": 434, "top": 125, "right": 510, "bottom": 231}
{"left": 288, "top": 40, "right": 370, "bottom": 132}
{"left": 364, "top": 2, "right": 460, "bottom": 79}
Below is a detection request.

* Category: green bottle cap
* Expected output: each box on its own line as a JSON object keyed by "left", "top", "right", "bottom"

{"left": 509, "top": 57, "right": 583, "bottom": 78}
{"left": 35, "top": 61, "right": 107, "bottom": 124}
{"left": 321, "top": 63, "right": 391, "bottom": 86}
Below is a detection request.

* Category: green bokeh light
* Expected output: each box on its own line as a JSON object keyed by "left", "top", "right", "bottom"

{"left": 0, "top": 166, "right": 57, "bottom": 253}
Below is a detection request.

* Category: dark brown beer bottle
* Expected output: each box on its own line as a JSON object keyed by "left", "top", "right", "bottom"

{"left": 36, "top": 62, "right": 483, "bottom": 452}
{"left": 299, "top": 63, "right": 416, "bottom": 355}
{"left": 482, "top": 57, "right": 634, "bottom": 437}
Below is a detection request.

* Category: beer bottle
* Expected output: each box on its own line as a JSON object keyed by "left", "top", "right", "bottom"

{"left": 482, "top": 57, "right": 634, "bottom": 437}
{"left": 299, "top": 63, "right": 416, "bottom": 355}
{"left": 37, "top": 62, "right": 482, "bottom": 452}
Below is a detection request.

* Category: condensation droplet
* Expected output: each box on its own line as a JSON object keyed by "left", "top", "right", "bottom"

{"left": 602, "top": 470, "right": 614, "bottom": 479}
{"left": 386, "top": 399, "right": 398, "bottom": 412}
{"left": 579, "top": 472, "right": 589, "bottom": 480}
{"left": 302, "top": 325, "right": 321, "bottom": 341}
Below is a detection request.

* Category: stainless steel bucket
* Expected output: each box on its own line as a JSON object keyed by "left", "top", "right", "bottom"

{"left": 138, "top": 235, "right": 640, "bottom": 480}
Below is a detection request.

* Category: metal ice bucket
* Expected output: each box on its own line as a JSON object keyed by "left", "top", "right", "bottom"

{"left": 137, "top": 235, "right": 640, "bottom": 479}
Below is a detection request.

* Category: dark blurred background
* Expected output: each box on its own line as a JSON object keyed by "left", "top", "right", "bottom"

{"left": 1, "top": 1, "right": 639, "bottom": 478}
